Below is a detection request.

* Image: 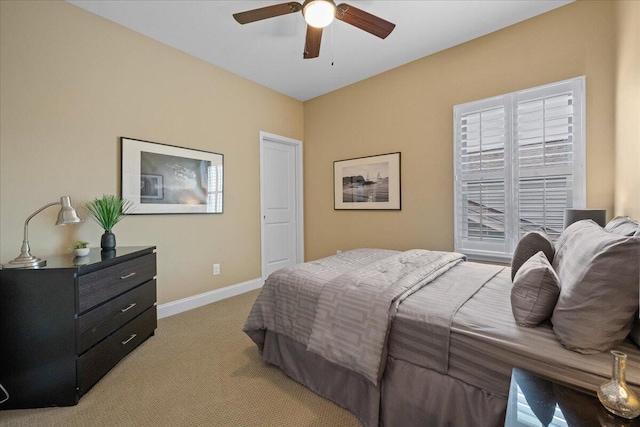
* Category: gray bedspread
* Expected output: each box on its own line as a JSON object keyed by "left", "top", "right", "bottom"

{"left": 244, "top": 249, "right": 470, "bottom": 384}
{"left": 246, "top": 251, "right": 640, "bottom": 427}
{"left": 388, "top": 261, "right": 504, "bottom": 375}
{"left": 308, "top": 249, "right": 465, "bottom": 384}
{"left": 244, "top": 248, "right": 398, "bottom": 349}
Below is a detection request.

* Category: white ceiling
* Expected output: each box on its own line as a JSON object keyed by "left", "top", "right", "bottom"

{"left": 67, "top": 0, "right": 573, "bottom": 101}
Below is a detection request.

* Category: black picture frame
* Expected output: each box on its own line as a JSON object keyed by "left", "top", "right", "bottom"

{"left": 334, "top": 152, "right": 401, "bottom": 210}
{"left": 121, "top": 137, "right": 224, "bottom": 214}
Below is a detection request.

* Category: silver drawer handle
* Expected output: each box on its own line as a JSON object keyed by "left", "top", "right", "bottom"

{"left": 120, "top": 272, "right": 136, "bottom": 280}
{"left": 121, "top": 334, "right": 137, "bottom": 345}
{"left": 120, "top": 303, "right": 137, "bottom": 313}
{"left": 0, "top": 383, "right": 9, "bottom": 404}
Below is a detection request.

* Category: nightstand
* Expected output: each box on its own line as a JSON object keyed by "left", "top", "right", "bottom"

{"left": 505, "top": 368, "right": 640, "bottom": 427}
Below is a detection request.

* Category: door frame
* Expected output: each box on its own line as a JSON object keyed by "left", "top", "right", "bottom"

{"left": 259, "top": 131, "right": 304, "bottom": 281}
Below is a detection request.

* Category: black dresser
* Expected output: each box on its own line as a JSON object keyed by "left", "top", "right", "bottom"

{"left": 0, "top": 246, "right": 157, "bottom": 410}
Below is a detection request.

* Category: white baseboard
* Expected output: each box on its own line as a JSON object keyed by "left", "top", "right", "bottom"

{"left": 157, "top": 278, "right": 263, "bottom": 319}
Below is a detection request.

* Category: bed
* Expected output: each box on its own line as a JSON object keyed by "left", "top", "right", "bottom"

{"left": 244, "top": 219, "right": 640, "bottom": 427}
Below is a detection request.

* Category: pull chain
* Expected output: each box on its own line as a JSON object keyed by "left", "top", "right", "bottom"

{"left": 331, "top": 22, "right": 334, "bottom": 66}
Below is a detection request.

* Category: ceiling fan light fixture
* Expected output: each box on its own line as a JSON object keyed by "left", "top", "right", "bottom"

{"left": 303, "top": 0, "right": 336, "bottom": 28}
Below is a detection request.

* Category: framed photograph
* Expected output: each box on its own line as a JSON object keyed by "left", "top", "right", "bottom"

{"left": 334, "top": 152, "right": 401, "bottom": 210}
{"left": 121, "top": 137, "right": 223, "bottom": 214}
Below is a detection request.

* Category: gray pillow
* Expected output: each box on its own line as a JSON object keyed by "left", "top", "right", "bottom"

{"left": 551, "top": 220, "right": 640, "bottom": 353}
{"left": 605, "top": 216, "right": 639, "bottom": 236}
{"left": 511, "top": 251, "right": 561, "bottom": 327}
{"left": 511, "top": 231, "right": 555, "bottom": 281}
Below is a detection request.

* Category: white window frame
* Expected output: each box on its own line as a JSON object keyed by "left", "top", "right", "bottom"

{"left": 453, "top": 76, "right": 585, "bottom": 263}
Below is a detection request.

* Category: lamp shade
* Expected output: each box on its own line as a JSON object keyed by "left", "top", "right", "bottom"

{"left": 56, "top": 196, "right": 83, "bottom": 225}
{"left": 303, "top": 0, "right": 336, "bottom": 28}
{"left": 563, "top": 209, "right": 606, "bottom": 229}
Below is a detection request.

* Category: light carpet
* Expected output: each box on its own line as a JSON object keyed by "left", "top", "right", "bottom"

{"left": 0, "top": 290, "right": 360, "bottom": 427}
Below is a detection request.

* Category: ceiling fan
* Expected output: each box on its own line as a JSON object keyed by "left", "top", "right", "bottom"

{"left": 233, "top": 0, "right": 395, "bottom": 59}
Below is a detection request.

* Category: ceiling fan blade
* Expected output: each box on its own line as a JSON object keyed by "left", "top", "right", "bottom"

{"left": 335, "top": 3, "right": 395, "bottom": 39}
{"left": 233, "top": 2, "right": 302, "bottom": 25}
{"left": 304, "top": 25, "right": 323, "bottom": 59}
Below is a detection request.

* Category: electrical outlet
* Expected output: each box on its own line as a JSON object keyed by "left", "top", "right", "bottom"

{"left": 213, "top": 263, "right": 220, "bottom": 275}
{"left": 336, "top": 250, "right": 342, "bottom": 255}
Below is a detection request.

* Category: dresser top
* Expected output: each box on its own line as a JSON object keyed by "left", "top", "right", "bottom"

{"left": 1, "top": 246, "right": 156, "bottom": 275}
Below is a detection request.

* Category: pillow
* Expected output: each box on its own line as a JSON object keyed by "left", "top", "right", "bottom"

{"left": 551, "top": 220, "right": 640, "bottom": 353}
{"left": 511, "top": 231, "right": 555, "bottom": 281}
{"left": 511, "top": 251, "right": 561, "bottom": 327}
{"left": 605, "top": 216, "right": 639, "bottom": 236}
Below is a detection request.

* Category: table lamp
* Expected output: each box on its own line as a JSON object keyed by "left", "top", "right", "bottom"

{"left": 2, "top": 196, "right": 83, "bottom": 269}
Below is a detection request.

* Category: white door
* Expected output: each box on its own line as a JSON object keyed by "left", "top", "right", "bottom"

{"left": 260, "top": 132, "right": 303, "bottom": 280}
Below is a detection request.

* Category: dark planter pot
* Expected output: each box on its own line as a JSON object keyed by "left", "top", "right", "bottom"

{"left": 100, "top": 231, "right": 116, "bottom": 250}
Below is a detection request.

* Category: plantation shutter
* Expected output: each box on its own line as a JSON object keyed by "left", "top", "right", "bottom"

{"left": 454, "top": 96, "right": 512, "bottom": 259}
{"left": 207, "top": 163, "right": 224, "bottom": 213}
{"left": 453, "top": 77, "right": 585, "bottom": 262}
{"left": 514, "top": 79, "right": 585, "bottom": 241}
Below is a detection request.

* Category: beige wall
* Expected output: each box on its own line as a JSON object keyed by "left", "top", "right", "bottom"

{"left": 303, "top": 0, "right": 619, "bottom": 261}
{"left": 1, "top": 0, "right": 636, "bottom": 306}
{"left": 614, "top": 1, "right": 640, "bottom": 219}
{"left": 0, "top": 1, "right": 303, "bottom": 304}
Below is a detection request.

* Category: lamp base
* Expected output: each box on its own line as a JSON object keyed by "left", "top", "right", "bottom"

{"left": 2, "top": 254, "right": 47, "bottom": 269}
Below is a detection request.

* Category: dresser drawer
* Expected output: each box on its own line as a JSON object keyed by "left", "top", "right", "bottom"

{"left": 77, "top": 306, "right": 156, "bottom": 395}
{"left": 78, "top": 253, "right": 156, "bottom": 313}
{"left": 78, "top": 280, "right": 156, "bottom": 354}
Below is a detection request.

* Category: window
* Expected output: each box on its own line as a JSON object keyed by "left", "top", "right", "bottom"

{"left": 454, "top": 77, "right": 585, "bottom": 262}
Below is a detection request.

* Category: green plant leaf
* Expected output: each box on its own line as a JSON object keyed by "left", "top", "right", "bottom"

{"left": 82, "top": 194, "right": 134, "bottom": 232}
{"left": 68, "top": 240, "right": 90, "bottom": 250}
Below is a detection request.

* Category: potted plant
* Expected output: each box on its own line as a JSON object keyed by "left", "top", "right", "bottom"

{"left": 83, "top": 195, "right": 134, "bottom": 250}
{"left": 69, "top": 241, "right": 90, "bottom": 257}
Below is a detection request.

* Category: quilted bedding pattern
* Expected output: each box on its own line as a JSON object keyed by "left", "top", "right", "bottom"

{"left": 245, "top": 249, "right": 470, "bottom": 385}
{"left": 307, "top": 249, "right": 465, "bottom": 384}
